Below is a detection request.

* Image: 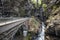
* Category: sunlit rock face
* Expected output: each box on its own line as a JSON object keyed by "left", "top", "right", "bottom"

{"left": 44, "top": 0, "right": 60, "bottom": 39}
{"left": 45, "top": 9, "right": 60, "bottom": 40}
{"left": 28, "top": 18, "right": 41, "bottom": 33}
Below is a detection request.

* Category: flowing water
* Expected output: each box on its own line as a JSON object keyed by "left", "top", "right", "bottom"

{"left": 35, "top": 22, "right": 45, "bottom": 40}
{"left": 22, "top": 22, "right": 45, "bottom": 40}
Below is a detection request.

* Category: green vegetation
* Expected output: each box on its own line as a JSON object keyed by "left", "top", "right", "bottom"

{"left": 31, "top": 0, "right": 42, "bottom": 8}
{"left": 28, "top": 17, "right": 40, "bottom": 32}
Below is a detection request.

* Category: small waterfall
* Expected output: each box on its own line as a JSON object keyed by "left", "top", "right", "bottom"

{"left": 36, "top": 22, "right": 45, "bottom": 40}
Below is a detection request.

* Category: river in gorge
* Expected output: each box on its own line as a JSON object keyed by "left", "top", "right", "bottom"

{"left": 23, "top": 22, "right": 45, "bottom": 40}
{"left": 13, "top": 22, "right": 45, "bottom": 40}
{"left": 33, "top": 22, "right": 45, "bottom": 40}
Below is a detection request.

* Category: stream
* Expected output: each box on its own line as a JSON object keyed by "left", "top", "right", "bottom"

{"left": 34, "top": 22, "right": 45, "bottom": 40}
{"left": 22, "top": 22, "right": 45, "bottom": 40}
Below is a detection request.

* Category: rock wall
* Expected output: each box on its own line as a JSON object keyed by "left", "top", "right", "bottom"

{"left": 45, "top": 3, "right": 60, "bottom": 40}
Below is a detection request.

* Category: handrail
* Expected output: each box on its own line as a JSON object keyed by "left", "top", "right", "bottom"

{"left": 0, "top": 18, "right": 29, "bottom": 26}
{"left": 0, "top": 18, "right": 29, "bottom": 34}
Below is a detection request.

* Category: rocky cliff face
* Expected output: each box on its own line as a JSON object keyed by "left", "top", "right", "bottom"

{"left": 45, "top": 0, "right": 60, "bottom": 40}
{"left": 45, "top": 12, "right": 60, "bottom": 40}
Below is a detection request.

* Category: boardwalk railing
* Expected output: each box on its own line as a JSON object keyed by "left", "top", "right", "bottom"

{"left": 0, "top": 18, "right": 29, "bottom": 40}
